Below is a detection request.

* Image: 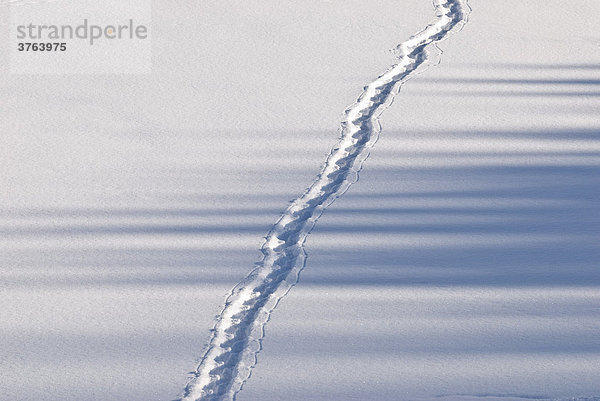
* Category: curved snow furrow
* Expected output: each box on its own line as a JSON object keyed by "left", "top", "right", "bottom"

{"left": 178, "top": 1, "right": 470, "bottom": 400}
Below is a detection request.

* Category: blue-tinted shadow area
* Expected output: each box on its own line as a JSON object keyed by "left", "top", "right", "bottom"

{"left": 2, "top": 136, "right": 598, "bottom": 289}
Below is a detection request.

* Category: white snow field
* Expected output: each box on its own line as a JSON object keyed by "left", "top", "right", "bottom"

{"left": 1, "top": 1, "right": 599, "bottom": 401}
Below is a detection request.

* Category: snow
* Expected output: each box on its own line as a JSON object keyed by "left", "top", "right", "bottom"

{"left": 1, "top": 0, "right": 599, "bottom": 400}
{"left": 179, "top": 2, "right": 469, "bottom": 399}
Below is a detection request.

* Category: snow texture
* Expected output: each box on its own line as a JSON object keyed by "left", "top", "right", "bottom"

{"left": 1, "top": 1, "right": 599, "bottom": 401}
{"left": 178, "top": 1, "right": 470, "bottom": 400}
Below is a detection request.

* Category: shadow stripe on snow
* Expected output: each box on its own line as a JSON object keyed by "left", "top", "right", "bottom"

{"left": 177, "top": 1, "right": 471, "bottom": 400}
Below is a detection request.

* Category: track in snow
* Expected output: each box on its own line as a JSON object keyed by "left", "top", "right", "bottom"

{"left": 178, "top": 1, "right": 470, "bottom": 400}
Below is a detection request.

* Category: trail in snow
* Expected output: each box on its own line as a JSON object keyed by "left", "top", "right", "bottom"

{"left": 178, "top": 1, "right": 470, "bottom": 400}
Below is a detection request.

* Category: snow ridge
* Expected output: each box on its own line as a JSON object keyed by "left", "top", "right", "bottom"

{"left": 178, "top": 1, "right": 470, "bottom": 400}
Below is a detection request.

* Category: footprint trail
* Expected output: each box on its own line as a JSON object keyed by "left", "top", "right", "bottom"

{"left": 178, "top": 1, "right": 470, "bottom": 400}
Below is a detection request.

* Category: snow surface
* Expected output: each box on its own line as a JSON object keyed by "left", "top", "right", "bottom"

{"left": 179, "top": 2, "right": 470, "bottom": 400}
{"left": 1, "top": 0, "right": 599, "bottom": 400}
